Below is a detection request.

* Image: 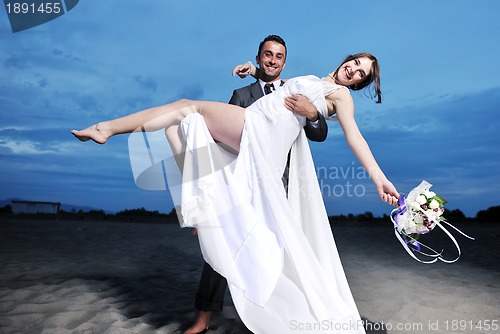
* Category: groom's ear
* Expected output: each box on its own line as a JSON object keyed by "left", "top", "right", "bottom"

{"left": 255, "top": 55, "right": 260, "bottom": 66}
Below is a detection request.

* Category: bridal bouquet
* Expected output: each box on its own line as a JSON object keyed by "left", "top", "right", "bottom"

{"left": 391, "top": 181, "right": 474, "bottom": 263}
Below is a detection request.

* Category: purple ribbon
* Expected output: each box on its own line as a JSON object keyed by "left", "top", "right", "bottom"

{"left": 393, "top": 193, "right": 421, "bottom": 252}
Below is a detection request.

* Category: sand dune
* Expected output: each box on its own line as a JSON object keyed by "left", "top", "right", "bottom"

{"left": 0, "top": 219, "right": 498, "bottom": 333}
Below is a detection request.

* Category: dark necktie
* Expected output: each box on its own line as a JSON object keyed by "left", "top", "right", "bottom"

{"left": 264, "top": 83, "right": 274, "bottom": 95}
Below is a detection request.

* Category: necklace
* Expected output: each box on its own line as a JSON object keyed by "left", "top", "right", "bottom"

{"left": 327, "top": 73, "right": 338, "bottom": 83}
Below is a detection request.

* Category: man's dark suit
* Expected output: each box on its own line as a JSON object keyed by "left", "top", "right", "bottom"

{"left": 194, "top": 79, "right": 328, "bottom": 312}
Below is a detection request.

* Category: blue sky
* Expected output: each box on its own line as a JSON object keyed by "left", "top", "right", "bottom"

{"left": 1, "top": 1, "right": 499, "bottom": 217}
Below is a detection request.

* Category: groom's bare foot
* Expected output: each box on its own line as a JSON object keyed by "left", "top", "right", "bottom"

{"left": 71, "top": 123, "right": 110, "bottom": 144}
{"left": 183, "top": 311, "right": 211, "bottom": 334}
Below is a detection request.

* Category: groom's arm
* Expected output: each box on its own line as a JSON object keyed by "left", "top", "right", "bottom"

{"left": 228, "top": 90, "right": 243, "bottom": 107}
{"left": 304, "top": 113, "right": 328, "bottom": 142}
{"left": 284, "top": 94, "right": 328, "bottom": 142}
{"left": 228, "top": 88, "right": 252, "bottom": 107}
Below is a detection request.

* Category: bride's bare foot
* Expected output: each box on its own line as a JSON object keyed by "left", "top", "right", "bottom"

{"left": 71, "top": 123, "right": 109, "bottom": 144}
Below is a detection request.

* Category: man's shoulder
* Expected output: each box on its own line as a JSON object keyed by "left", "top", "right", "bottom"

{"left": 229, "top": 80, "right": 263, "bottom": 107}
{"left": 232, "top": 80, "right": 260, "bottom": 93}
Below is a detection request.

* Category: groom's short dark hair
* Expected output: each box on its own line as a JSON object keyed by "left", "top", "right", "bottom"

{"left": 258, "top": 35, "right": 287, "bottom": 59}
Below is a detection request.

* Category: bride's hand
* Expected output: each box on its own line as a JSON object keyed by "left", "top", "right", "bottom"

{"left": 232, "top": 62, "right": 256, "bottom": 78}
{"left": 375, "top": 179, "right": 399, "bottom": 206}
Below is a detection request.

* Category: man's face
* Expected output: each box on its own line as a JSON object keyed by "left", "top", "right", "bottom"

{"left": 256, "top": 41, "right": 286, "bottom": 81}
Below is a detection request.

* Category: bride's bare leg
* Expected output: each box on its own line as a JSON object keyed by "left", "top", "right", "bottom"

{"left": 195, "top": 101, "right": 245, "bottom": 151}
{"left": 71, "top": 99, "right": 245, "bottom": 150}
{"left": 71, "top": 100, "right": 196, "bottom": 144}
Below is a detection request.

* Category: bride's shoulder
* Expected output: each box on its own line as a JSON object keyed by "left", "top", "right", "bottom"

{"left": 325, "top": 85, "right": 353, "bottom": 106}
{"left": 319, "top": 77, "right": 349, "bottom": 96}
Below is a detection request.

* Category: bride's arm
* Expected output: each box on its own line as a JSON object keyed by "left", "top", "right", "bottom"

{"left": 232, "top": 61, "right": 290, "bottom": 83}
{"left": 232, "top": 61, "right": 260, "bottom": 79}
{"left": 331, "top": 91, "right": 399, "bottom": 205}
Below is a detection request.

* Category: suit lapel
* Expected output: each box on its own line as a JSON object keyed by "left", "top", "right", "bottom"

{"left": 246, "top": 80, "right": 283, "bottom": 106}
{"left": 249, "top": 81, "right": 264, "bottom": 104}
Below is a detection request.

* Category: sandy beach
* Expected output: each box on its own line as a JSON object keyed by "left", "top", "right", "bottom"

{"left": 0, "top": 218, "right": 498, "bottom": 334}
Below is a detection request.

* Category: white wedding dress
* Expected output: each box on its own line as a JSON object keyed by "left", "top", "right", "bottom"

{"left": 131, "top": 75, "right": 366, "bottom": 333}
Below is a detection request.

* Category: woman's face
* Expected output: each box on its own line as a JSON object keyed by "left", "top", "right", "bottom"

{"left": 335, "top": 56, "right": 373, "bottom": 86}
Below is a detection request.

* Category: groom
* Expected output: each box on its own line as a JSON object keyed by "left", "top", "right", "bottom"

{"left": 184, "top": 34, "right": 328, "bottom": 334}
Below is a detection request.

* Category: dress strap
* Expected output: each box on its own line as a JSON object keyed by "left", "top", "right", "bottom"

{"left": 321, "top": 79, "right": 349, "bottom": 121}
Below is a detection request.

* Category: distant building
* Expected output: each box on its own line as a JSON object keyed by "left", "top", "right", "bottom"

{"left": 11, "top": 200, "right": 61, "bottom": 215}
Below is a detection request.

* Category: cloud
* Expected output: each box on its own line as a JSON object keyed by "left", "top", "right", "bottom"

{"left": 174, "top": 84, "right": 204, "bottom": 100}
{"left": 71, "top": 94, "right": 100, "bottom": 112}
{"left": 134, "top": 75, "right": 158, "bottom": 92}
{"left": 4, "top": 55, "right": 28, "bottom": 69}
{"left": 0, "top": 138, "right": 51, "bottom": 155}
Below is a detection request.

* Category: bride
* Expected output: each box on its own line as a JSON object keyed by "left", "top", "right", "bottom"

{"left": 72, "top": 52, "right": 399, "bottom": 333}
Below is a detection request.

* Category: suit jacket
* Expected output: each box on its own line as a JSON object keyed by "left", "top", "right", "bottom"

{"left": 228, "top": 80, "right": 328, "bottom": 142}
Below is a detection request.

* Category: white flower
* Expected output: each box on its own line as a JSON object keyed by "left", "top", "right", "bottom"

{"left": 412, "top": 214, "right": 426, "bottom": 233}
{"left": 425, "top": 209, "right": 440, "bottom": 224}
{"left": 429, "top": 199, "right": 440, "bottom": 209}
{"left": 405, "top": 219, "right": 417, "bottom": 234}
{"left": 396, "top": 212, "right": 411, "bottom": 233}
{"left": 409, "top": 201, "right": 421, "bottom": 211}
{"left": 415, "top": 223, "right": 429, "bottom": 233}
{"left": 401, "top": 211, "right": 423, "bottom": 234}
{"left": 424, "top": 190, "right": 436, "bottom": 198}
{"left": 415, "top": 195, "right": 427, "bottom": 205}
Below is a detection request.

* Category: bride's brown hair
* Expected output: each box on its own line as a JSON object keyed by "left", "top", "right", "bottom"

{"left": 333, "top": 52, "right": 382, "bottom": 104}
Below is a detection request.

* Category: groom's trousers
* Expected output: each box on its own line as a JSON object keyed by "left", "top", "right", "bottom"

{"left": 195, "top": 262, "right": 226, "bottom": 311}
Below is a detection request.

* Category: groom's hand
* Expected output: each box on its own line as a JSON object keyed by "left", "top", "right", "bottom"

{"left": 284, "top": 95, "right": 318, "bottom": 121}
